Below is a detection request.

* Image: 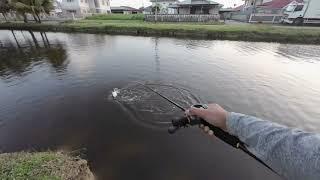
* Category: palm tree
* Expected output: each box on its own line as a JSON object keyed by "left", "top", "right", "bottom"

{"left": 11, "top": 0, "right": 54, "bottom": 23}
{"left": 29, "top": 0, "right": 54, "bottom": 23}
{"left": 11, "top": 0, "right": 31, "bottom": 23}
{"left": 0, "top": 0, "right": 11, "bottom": 22}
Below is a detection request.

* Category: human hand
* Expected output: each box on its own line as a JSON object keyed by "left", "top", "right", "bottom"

{"left": 186, "top": 104, "right": 228, "bottom": 133}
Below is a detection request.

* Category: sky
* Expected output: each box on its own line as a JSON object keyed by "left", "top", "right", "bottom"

{"left": 110, "top": 0, "right": 244, "bottom": 8}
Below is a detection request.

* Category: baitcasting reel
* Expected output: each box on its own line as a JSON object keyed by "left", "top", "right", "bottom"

{"left": 168, "top": 104, "right": 207, "bottom": 134}
{"left": 168, "top": 104, "right": 244, "bottom": 150}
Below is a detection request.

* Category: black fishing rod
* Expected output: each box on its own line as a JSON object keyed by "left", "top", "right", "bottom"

{"left": 138, "top": 82, "right": 186, "bottom": 111}
{"left": 141, "top": 83, "right": 278, "bottom": 175}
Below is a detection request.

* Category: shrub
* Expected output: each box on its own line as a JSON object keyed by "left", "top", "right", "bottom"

{"left": 86, "top": 14, "right": 144, "bottom": 21}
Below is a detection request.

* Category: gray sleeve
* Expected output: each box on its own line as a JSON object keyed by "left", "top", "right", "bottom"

{"left": 226, "top": 112, "right": 320, "bottom": 180}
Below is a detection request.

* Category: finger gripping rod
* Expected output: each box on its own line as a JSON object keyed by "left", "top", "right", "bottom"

{"left": 170, "top": 115, "right": 244, "bottom": 149}
{"left": 201, "top": 120, "right": 244, "bottom": 148}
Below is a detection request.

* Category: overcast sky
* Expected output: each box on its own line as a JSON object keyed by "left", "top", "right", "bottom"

{"left": 110, "top": 0, "right": 244, "bottom": 8}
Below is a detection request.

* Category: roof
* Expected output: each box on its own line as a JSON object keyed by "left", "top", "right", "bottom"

{"left": 260, "top": 0, "right": 303, "bottom": 9}
{"left": 219, "top": 8, "right": 236, "bottom": 12}
{"left": 233, "top": 4, "right": 244, "bottom": 11}
{"left": 110, "top": 6, "right": 141, "bottom": 11}
{"left": 142, "top": 5, "right": 153, "bottom": 12}
{"left": 178, "top": 0, "right": 220, "bottom": 5}
{"left": 150, "top": 0, "right": 178, "bottom": 2}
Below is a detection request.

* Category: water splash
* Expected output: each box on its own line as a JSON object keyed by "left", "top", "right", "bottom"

{"left": 109, "top": 82, "right": 203, "bottom": 131}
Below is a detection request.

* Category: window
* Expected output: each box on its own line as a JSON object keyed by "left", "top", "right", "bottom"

{"left": 67, "top": 10, "right": 76, "bottom": 13}
{"left": 102, "top": 0, "right": 105, "bottom": 5}
{"left": 81, "top": 0, "right": 83, "bottom": 2}
{"left": 285, "top": 5, "right": 295, "bottom": 12}
{"left": 85, "top": 0, "right": 88, "bottom": 3}
{"left": 294, "top": 5, "right": 304, "bottom": 12}
{"left": 67, "top": 0, "right": 73, "bottom": 2}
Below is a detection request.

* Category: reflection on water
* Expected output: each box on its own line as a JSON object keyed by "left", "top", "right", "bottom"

{"left": 0, "top": 31, "right": 68, "bottom": 79}
{"left": 0, "top": 30, "right": 320, "bottom": 180}
{"left": 232, "top": 41, "right": 320, "bottom": 62}
{"left": 276, "top": 44, "right": 320, "bottom": 62}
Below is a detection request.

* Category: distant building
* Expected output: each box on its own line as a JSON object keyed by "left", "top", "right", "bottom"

{"left": 257, "top": 0, "right": 303, "bottom": 14}
{"left": 150, "top": 0, "right": 178, "bottom": 14}
{"left": 169, "top": 0, "right": 222, "bottom": 15}
{"left": 239, "top": 0, "right": 299, "bottom": 13}
{"left": 219, "top": 8, "right": 236, "bottom": 20}
{"left": 141, "top": 6, "right": 152, "bottom": 14}
{"left": 145, "top": 0, "right": 222, "bottom": 22}
{"left": 111, "top": 6, "right": 142, "bottom": 14}
{"left": 231, "top": 0, "right": 302, "bottom": 23}
{"left": 51, "top": 0, "right": 63, "bottom": 16}
{"left": 61, "top": 0, "right": 111, "bottom": 15}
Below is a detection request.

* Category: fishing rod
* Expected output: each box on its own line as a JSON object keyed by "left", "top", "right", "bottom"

{"left": 140, "top": 83, "right": 278, "bottom": 175}
{"left": 137, "top": 82, "right": 186, "bottom": 111}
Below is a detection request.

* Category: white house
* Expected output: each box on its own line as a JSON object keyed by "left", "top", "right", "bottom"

{"left": 170, "top": 0, "right": 222, "bottom": 14}
{"left": 150, "top": 0, "right": 179, "bottom": 14}
{"left": 61, "top": 0, "right": 111, "bottom": 15}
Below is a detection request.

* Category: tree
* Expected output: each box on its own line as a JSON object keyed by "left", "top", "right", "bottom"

{"left": 0, "top": 0, "right": 11, "bottom": 22}
{"left": 11, "top": 0, "right": 31, "bottom": 23}
{"left": 29, "top": 0, "right": 54, "bottom": 23}
{"left": 11, "top": 0, "right": 54, "bottom": 23}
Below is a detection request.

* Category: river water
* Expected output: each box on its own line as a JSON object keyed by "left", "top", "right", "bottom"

{"left": 0, "top": 30, "right": 320, "bottom": 179}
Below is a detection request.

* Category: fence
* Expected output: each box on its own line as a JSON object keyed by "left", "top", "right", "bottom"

{"left": 230, "top": 13, "right": 249, "bottom": 22}
{"left": 145, "top": 14, "right": 220, "bottom": 22}
{"left": 248, "top": 13, "right": 283, "bottom": 24}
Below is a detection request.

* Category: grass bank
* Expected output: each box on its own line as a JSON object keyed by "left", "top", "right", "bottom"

{"left": 0, "top": 151, "right": 94, "bottom": 180}
{"left": 1, "top": 19, "right": 320, "bottom": 44}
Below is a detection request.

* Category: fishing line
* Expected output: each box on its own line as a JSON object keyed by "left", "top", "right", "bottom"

{"left": 139, "top": 83, "right": 280, "bottom": 176}
{"left": 111, "top": 82, "right": 279, "bottom": 175}
{"left": 111, "top": 82, "right": 193, "bottom": 129}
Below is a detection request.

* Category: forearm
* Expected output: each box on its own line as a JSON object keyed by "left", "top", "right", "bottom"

{"left": 226, "top": 112, "right": 320, "bottom": 180}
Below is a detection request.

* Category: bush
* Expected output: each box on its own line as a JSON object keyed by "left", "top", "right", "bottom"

{"left": 86, "top": 14, "right": 144, "bottom": 21}
{"left": 0, "top": 151, "right": 93, "bottom": 180}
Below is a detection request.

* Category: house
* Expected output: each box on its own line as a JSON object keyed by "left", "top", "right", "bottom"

{"left": 257, "top": 0, "right": 303, "bottom": 14}
{"left": 219, "top": 8, "right": 236, "bottom": 20}
{"left": 150, "top": 0, "right": 179, "bottom": 14}
{"left": 50, "top": 0, "right": 63, "bottom": 16}
{"left": 169, "top": 0, "right": 222, "bottom": 15}
{"left": 111, "top": 6, "right": 142, "bottom": 14}
{"left": 141, "top": 5, "right": 153, "bottom": 14}
{"left": 145, "top": 0, "right": 222, "bottom": 22}
{"left": 61, "top": 0, "right": 111, "bottom": 15}
{"left": 243, "top": 0, "right": 272, "bottom": 9}
{"left": 230, "top": 0, "right": 301, "bottom": 22}
{"left": 240, "top": 0, "right": 300, "bottom": 13}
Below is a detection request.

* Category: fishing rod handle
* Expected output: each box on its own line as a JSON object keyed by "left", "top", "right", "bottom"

{"left": 191, "top": 104, "right": 244, "bottom": 149}
{"left": 199, "top": 119, "right": 244, "bottom": 149}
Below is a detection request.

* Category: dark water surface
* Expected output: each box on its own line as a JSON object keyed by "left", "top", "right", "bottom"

{"left": 1, "top": 30, "right": 320, "bottom": 180}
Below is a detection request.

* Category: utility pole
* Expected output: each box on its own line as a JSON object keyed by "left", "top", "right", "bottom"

{"left": 155, "top": 0, "right": 158, "bottom": 22}
{"left": 253, "top": 0, "right": 257, "bottom": 14}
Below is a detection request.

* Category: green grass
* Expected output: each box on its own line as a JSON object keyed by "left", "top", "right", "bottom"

{"left": 0, "top": 151, "right": 93, "bottom": 180}
{"left": 86, "top": 14, "right": 145, "bottom": 20}
{"left": 1, "top": 20, "right": 320, "bottom": 44}
{"left": 66, "top": 19, "right": 319, "bottom": 35}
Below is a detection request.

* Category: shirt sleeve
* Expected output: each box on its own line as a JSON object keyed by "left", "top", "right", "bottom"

{"left": 226, "top": 112, "right": 320, "bottom": 180}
